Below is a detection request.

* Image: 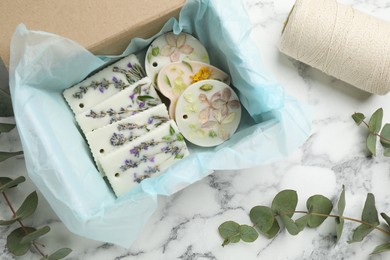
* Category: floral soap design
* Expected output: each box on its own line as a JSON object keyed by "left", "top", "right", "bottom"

{"left": 75, "top": 77, "right": 161, "bottom": 133}
{"left": 157, "top": 60, "right": 230, "bottom": 119}
{"left": 175, "top": 80, "right": 241, "bottom": 147}
{"left": 100, "top": 121, "right": 189, "bottom": 197}
{"left": 145, "top": 32, "right": 210, "bottom": 87}
{"left": 63, "top": 54, "right": 145, "bottom": 115}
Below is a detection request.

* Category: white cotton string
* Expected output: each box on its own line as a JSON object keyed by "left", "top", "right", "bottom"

{"left": 279, "top": 0, "right": 390, "bottom": 95}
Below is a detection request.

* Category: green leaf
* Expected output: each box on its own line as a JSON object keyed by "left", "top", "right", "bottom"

{"left": 199, "top": 84, "right": 213, "bottom": 91}
{"left": 0, "top": 123, "right": 16, "bottom": 133}
{"left": 336, "top": 186, "right": 346, "bottom": 242}
{"left": 380, "top": 124, "right": 390, "bottom": 148}
{"left": 164, "top": 75, "right": 171, "bottom": 87}
{"left": 0, "top": 218, "right": 17, "bottom": 225}
{"left": 169, "top": 126, "right": 175, "bottom": 136}
{"left": 380, "top": 212, "right": 390, "bottom": 227}
{"left": 7, "top": 227, "right": 35, "bottom": 256}
{"left": 271, "top": 190, "right": 298, "bottom": 217}
{"left": 239, "top": 225, "right": 258, "bottom": 242}
{"left": 0, "top": 151, "right": 23, "bottom": 162}
{"left": 383, "top": 148, "right": 390, "bottom": 157}
{"left": 263, "top": 220, "right": 280, "bottom": 239}
{"left": 249, "top": 206, "right": 275, "bottom": 233}
{"left": 15, "top": 191, "right": 38, "bottom": 220}
{"left": 0, "top": 176, "right": 25, "bottom": 192}
{"left": 352, "top": 112, "right": 365, "bottom": 125}
{"left": 295, "top": 214, "right": 310, "bottom": 231}
{"left": 20, "top": 226, "right": 50, "bottom": 245}
{"left": 0, "top": 177, "right": 13, "bottom": 186}
{"left": 368, "top": 108, "right": 383, "bottom": 133}
{"left": 366, "top": 133, "right": 377, "bottom": 156}
{"left": 370, "top": 243, "right": 390, "bottom": 255}
{"left": 218, "top": 221, "right": 240, "bottom": 246}
{"left": 45, "top": 248, "right": 72, "bottom": 260}
{"left": 182, "top": 60, "right": 193, "bottom": 72}
{"left": 280, "top": 215, "right": 301, "bottom": 235}
{"left": 176, "top": 133, "right": 184, "bottom": 142}
{"left": 151, "top": 47, "right": 159, "bottom": 56}
{"left": 306, "top": 195, "right": 333, "bottom": 228}
{"left": 147, "top": 53, "right": 152, "bottom": 64}
{"left": 137, "top": 95, "right": 155, "bottom": 102}
{"left": 348, "top": 193, "right": 379, "bottom": 243}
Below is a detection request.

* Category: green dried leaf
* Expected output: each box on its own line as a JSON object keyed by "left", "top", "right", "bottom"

{"left": 352, "top": 112, "right": 365, "bottom": 125}
{"left": 45, "top": 248, "right": 72, "bottom": 260}
{"left": 366, "top": 133, "right": 377, "bottom": 156}
{"left": 20, "top": 226, "right": 50, "bottom": 245}
{"left": 151, "top": 47, "right": 159, "bottom": 56}
{"left": 0, "top": 123, "right": 16, "bottom": 133}
{"left": 0, "top": 218, "right": 17, "bottom": 225}
{"left": 380, "top": 212, "right": 390, "bottom": 227}
{"left": 7, "top": 227, "right": 35, "bottom": 256}
{"left": 239, "top": 225, "right": 258, "bottom": 243}
{"left": 280, "top": 215, "right": 300, "bottom": 235}
{"left": 368, "top": 108, "right": 383, "bottom": 133}
{"left": 169, "top": 126, "right": 175, "bottom": 136}
{"left": 199, "top": 84, "right": 213, "bottom": 91}
{"left": 0, "top": 151, "right": 23, "bottom": 162}
{"left": 348, "top": 193, "right": 379, "bottom": 243}
{"left": 336, "top": 186, "right": 346, "bottom": 242}
{"left": 271, "top": 190, "right": 298, "bottom": 217}
{"left": 182, "top": 60, "right": 193, "bottom": 72}
{"left": 147, "top": 53, "right": 152, "bottom": 64}
{"left": 380, "top": 124, "right": 390, "bottom": 148}
{"left": 306, "top": 195, "right": 333, "bottom": 228}
{"left": 0, "top": 176, "right": 25, "bottom": 192}
{"left": 15, "top": 191, "right": 38, "bottom": 220}
{"left": 263, "top": 220, "right": 280, "bottom": 239}
{"left": 164, "top": 75, "right": 171, "bottom": 87}
{"left": 370, "top": 243, "right": 390, "bottom": 255}
{"left": 250, "top": 206, "right": 275, "bottom": 233}
{"left": 218, "top": 221, "right": 240, "bottom": 246}
{"left": 137, "top": 95, "right": 155, "bottom": 102}
{"left": 176, "top": 133, "right": 184, "bottom": 142}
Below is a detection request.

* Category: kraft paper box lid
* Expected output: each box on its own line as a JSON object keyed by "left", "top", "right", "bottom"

{"left": 0, "top": 0, "right": 185, "bottom": 67}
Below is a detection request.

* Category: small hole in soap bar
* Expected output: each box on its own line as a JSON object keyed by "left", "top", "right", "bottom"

{"left": 183, "top": 114, "right": 188, "bottom": 119}
{"left": 99, "top": 149, "right": 104, "bottom": 154}
{"left": 152, "top": 62, "right": 158, "bottom": 67}
{"left": 115, "top": 173, "right": 120, "bottom": 177}
{"left": 79, "top": 103, "right": 84, "bottom": 108}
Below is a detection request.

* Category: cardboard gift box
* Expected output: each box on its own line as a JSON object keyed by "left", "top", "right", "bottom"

{"left": 7, "top": 0, "right": 311, "bottom": 247}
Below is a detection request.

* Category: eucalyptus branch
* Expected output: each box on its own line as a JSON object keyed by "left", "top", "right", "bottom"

{"left": 219, "top": 187, "right": 390, "bottom": 256}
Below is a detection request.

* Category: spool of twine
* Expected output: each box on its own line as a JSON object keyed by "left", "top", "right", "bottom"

{"left": 279, "top": 0, "right": 390, "bottom": 95}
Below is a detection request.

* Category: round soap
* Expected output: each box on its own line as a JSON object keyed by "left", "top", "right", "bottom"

{"left": 175, "top": 80, "right": 241, "bottom": 147}
{"left": 157, "top": 60, "right": 230, "bottom": 120}
{"left": 145, "top": 32, "right": 210, "bottom": 86}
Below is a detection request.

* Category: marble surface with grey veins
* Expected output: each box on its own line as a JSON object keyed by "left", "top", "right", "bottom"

{"left": 2, "top": 0, "right": 390, "bottom": 259}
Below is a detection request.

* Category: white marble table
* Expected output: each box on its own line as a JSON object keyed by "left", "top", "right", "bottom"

{"left": 2, "top": 0, "right": 390, "bottom": 259}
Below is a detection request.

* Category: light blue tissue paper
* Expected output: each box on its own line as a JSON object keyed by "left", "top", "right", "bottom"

{"left": 9, "top": 0, "right": 311, "bottom": 247}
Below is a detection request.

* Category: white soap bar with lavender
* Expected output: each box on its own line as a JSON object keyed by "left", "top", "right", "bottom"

{"left": 99, "top": 120, "right": 189, "bottom": 197}
{"left": 63, "top": 54, "right": 145, "bottom": 115}
{"left": 86, "top": 103, "right": 170, "bottom": 166}
{"left": 75, "top": 77, "right": 161, "bottom": 133}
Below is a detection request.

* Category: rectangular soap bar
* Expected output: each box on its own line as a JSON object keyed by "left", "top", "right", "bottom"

{"left": 63, "top": 54, "right": 145, "bottom": 115}
{"left": 75, "top": 77, "right": 161, "bottom": 133}
{"left": 86, "top": 103, "right": 170, "bottom": 167}
{"left": 99, "top": 120, "right": 189, "bottom": 197}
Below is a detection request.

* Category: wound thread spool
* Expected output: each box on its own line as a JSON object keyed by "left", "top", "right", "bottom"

{"left": 279, "top": 0, "right": 390, "bottom": 95}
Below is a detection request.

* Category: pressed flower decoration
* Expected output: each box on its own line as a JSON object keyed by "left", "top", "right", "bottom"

{"left": 160, "top": 32, "right": 194, "bottom": 62}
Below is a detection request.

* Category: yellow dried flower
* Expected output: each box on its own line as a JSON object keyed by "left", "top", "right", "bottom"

{"left": 191, "top": 67, "right": 213, "bottom": 83}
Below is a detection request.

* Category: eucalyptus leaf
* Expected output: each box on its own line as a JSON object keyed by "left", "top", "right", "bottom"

{"left": 0, "top": 177, "right": 13, "bottom": 186}
{"left": 20, "top": 226, "right": 50, "bottom": 245}
{"left": 45, "top": 248, "right": 72, "bottom": 260}
{"left": 380, "top": 124, "right": 390, "bottom": 148}
{"left": 239, "top": 225, "right": 258, "bottom": 242}
{"left": 348, "top": 223, "right": 376, "bottom": 244}
{"left": 271, "top": 190, "right": 298, "bottom": 217}
{"left": 15, "top": 191, "right": 38, "bottom": 220}
{"left": 280, "top": 215, "right": 301, "bottom": 235}
{"left": 366, "top": 133, "right": 377, "bottom": 156}
{"left": 0, "top": 151, "right": 24, "bottom": 162}
{"left": 295, "top": 214, "right": 310, "bottom": 231}
{"left": 361, "top": 193, "right": 379, "bottom": 225}
{"left": 0, "top": 123, "right": 16, "bottom": 133}
{"left": 7, "top": 227, "right": 35, "bottom": 256}
{"left": 383, "top": 148, "right": 390, "bottom": 157}
{"left": 0, "top": 218, "right": 17, "bottom": 225}
{"left": 370, "top": 243, "right": 390, "bottom": 255}
{"left": 263, "top": 220, "right": 280, "bottom": 239}
{"left": 218, "top": 221, "right": 240, "bottom": 246}
{"left": 380, "top": 213, "right": 390, "bottom": 227}
{"left": 0, "top": 176, "right": 25, "bottom": 192}
{"left": 352, "top": 113, "right": 365, "bottom": 125}
{"left": 306, "top": 195, "right": 333, "bottom": 228}
{"left": 368, "top": 108, "right": 383, "bottom": 133}
{"left": 336, "top": 186, "right": 346, "bottom": 242}
{"left": 249, "top": 206, "right": 274, "bottom": 233}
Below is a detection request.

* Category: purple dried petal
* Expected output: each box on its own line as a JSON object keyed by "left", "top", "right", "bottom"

{"left": 112, "top": 76, "right": 119, "bottom": 83}
{"left": 127, "top": 62, "right": 133, "bottom": 68}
